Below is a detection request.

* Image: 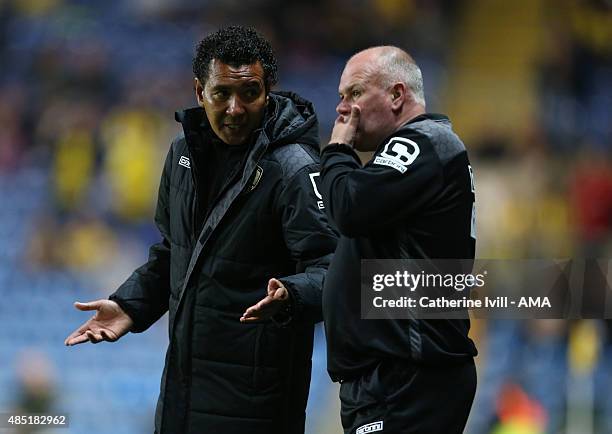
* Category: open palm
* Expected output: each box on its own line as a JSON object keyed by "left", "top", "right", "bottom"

{"left": 65, "top": 299, "right": 133, "bottom": 346}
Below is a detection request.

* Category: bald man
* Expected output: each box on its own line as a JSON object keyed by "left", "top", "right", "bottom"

{"left": 319, "top": 47, "right": 478, "bottom": 433}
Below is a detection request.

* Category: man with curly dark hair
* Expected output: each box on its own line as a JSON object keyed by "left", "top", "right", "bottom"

{"left": 65, "top": 26, "right": 336, "bottom": 434}
{"left": 192, "top": 25, "right": 278, "bottom": 92}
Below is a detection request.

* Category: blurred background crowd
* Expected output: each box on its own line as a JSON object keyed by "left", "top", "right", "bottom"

{"left": 0, "top": 0, "right": 611, "bottom": 433}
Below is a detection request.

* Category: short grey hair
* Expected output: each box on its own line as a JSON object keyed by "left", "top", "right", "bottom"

{"left": 376, "top": 46, "right": 426, "bottom": 107}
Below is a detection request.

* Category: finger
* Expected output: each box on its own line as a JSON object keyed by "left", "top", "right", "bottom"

{"left": 267, "top": 278, "right": 285, "bottom": 296}
{"left": 65, "top": 331, "right": 79, "bottom": 345}
{"left": 242, "top": 303, "right": 259, "bottom": 319}
{"left": 65, "top": 322, "right": 91, "bottom": 343}
{"left": 348, "top": 105, "right": 361, "bottom": 128}
{"left": 268, "top": 278, "right": 282, "bottom": 290}
{"left": 74, "top": 300, "right": 102, "bottom": 311}
{"left": 99, "top": 329, "right": 115, "bottom": 342}
{"left": 335, "top": 114, "right": 349, "bottom": 124}
{"left": 255, "top": 295, "right": 276, "bottom": 310}
{"left": 243, "top": 297, "right": 276, "bottom": 318}
{"left": 273, "top": 287, "right": 288, "bottom": 300}
{"left": 240, "top": 302, "right": 263, "bottom": 321}
{"left": 244, "top": 303, "right": 263, "bottom": 317}
{"left": 86, "top": 330, "right": 103, "bottom": 344}
{"left": 66, "top": 333, "right": 90, "bottom": 346}
{"left": 240, "top": 315, "right": 262, "bottom": 323}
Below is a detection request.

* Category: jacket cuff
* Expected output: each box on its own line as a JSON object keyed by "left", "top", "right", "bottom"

{"left": 108, "top": 294, "right": 147, "bottom": 333}
{"left": 271, "top": 280, "right": 300, "bottom": 327}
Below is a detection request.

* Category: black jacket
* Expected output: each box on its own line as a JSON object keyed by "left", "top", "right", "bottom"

{"left": 110, "top": 92, "right": 337, "bottom": 434}
{"left": 320, "top": 113, "right": 478, "bottom": 382}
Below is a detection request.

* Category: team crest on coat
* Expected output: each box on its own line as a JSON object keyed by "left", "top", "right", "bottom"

{"left": 247, "top": 165, "right": 264, "bottom": 192}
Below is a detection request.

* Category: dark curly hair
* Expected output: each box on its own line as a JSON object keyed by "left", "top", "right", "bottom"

{"left": 193, "top": 26, "right": 278, "bottom": 91}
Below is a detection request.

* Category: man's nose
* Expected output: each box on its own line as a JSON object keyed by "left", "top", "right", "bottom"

{"left": 336, "top": 100, "right": 350, "bottom": 116}
{"left": 226, "top": 95, "right": 246, "bottom": 116}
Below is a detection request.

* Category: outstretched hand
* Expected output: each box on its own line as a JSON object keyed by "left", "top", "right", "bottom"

{"left": 327, "top": 105, "right": 361, "bottom": 147}
{"left": 65, "top": 299, "right": 133, "bottom": 346}
{"left": 240, "top": 278, "right": 289, "bottom": 323}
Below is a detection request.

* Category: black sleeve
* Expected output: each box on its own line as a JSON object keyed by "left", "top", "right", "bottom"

{"left": 108, "top": 143, "right": 174, "bottom": 332}
{"left": 276, "top": 164, "right": 338, "bottom": 325}
{"left": 320, "top": 131, "right": 443, "bottom": 237}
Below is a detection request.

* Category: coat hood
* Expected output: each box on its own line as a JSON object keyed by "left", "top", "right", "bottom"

{"left": 174, "top": 91, "right": 319, "bottom": 151}
{"left": 264, "top": 91, "right": 319, "bottom": 149}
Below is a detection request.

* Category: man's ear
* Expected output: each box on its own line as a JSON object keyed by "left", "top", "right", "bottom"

{"left": 194, "top": 77, "right": 205, "bottom": 107}
{"left": 390, "top": 82, "right": 407, "bottom": 111}
{"left": 264, "top": 85, "right": 271, "bottom": 106}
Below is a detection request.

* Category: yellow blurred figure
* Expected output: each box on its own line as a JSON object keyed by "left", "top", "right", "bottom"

{"left": 102, "top": 108, "right": 164, "bottom": 222}
{"left": 492, "top": 420, "right": 543, "bottom": 434}
{"left": 60, "top": 218, "right": 118, "bottom": 271}
{"left": 53, "top": 128, "right": 95, "bottom": 211}
{"left": 13, "top": 0, "right": 62, "bottom": 16}
{"left": 567, "top": 1, "right": 612, "bottom": 56}
{"left": 569, "top": 320, "right": 599, "bottom": 375}
{"left": 372, "top": 0, "right": 414, "bottom": 24}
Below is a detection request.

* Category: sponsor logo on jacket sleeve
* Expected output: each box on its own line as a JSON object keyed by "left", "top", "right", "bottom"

{"left": 309, "top": 172, "right": 325, "bottom": 210}
{"left": 356, "top": 421, "right": 383, "bottom": 434}
{"left": 178, "top": 155, "right": 191, "bottom": 169}
{"left": 373, "top": 137, "right": 420, "bottom": 173}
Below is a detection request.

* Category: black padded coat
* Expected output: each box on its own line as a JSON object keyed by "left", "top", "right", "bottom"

{"left": 110, "top": 92, "right": 337, "bottom": 434}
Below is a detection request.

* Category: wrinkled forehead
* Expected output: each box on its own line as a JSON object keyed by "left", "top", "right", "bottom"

{"left": 206, "top": 59, "right": 265, "bottom": 86}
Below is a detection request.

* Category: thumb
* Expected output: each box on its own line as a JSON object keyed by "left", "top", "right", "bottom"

{"left": 349, "top": 105, "right": 361, "bottom": 126}
{"left": 273, "top": 286, "right": 289, "bottom": 300}
{"left": 74, "top": 300, "right": 102, "bottom": 311}
{"left": 267, "top": 278, "right": 283, "bottom": 292}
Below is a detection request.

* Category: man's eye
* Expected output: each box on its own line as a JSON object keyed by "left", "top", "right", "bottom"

{"left": 213, "top": 90, "right": 229, "bottom": 99}
{"left": 244, "top": 88, "right": 260, "bottom": 98}
{"left": 352, "top": 90, "right": 361, "bottom": 98}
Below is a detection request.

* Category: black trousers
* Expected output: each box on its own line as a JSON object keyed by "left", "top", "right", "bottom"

{"left": 339, "top": 359, "right": 477, "bottom": 434}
